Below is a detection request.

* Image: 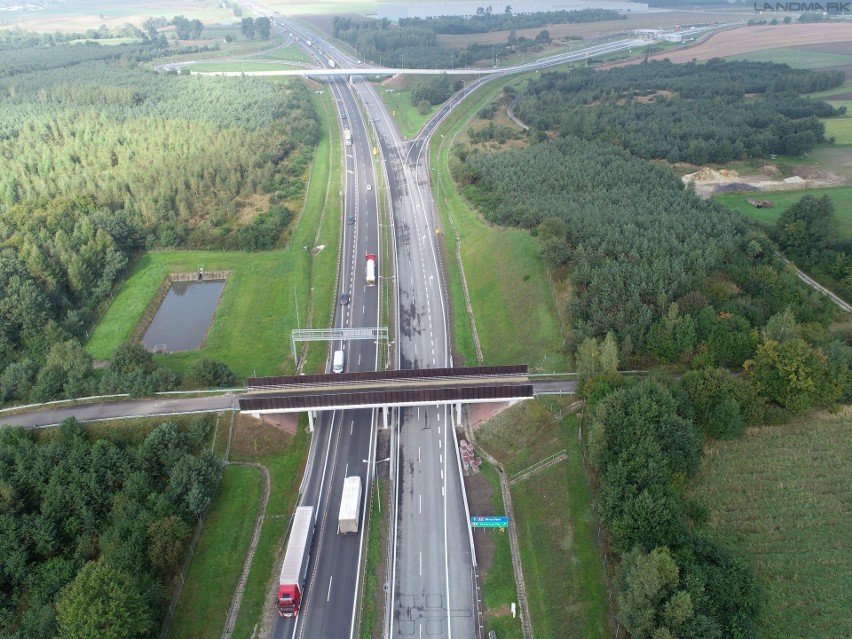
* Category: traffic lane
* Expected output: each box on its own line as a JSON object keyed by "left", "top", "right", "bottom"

{"left": 0, "top": 394, "right": 237, "bottom": 429}
{"left": 393, "top": 406, "right": 451, "bottom": 637}
{"left": 300, "top": 408, "right": 374, "bottom": 639}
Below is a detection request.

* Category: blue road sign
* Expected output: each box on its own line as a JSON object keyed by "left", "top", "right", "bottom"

{"left": 470, "top": 516, "right": 509, "bottom": 528}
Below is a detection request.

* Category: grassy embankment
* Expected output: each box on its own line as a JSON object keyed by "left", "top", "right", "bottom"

{"left": 359, "top": 479, "right": 389, "bottom": 639}
{"left": 429, "top": 77, "right": 570, "bottom": 369}
{"left": 168, "top": 464, "right": 262, "bottom": 639}
{"left": 189, "top": 61, "right": 304, "bottom": 72}
{"left": 475, "top": 399, "right": 608, "bottom": 639}
{"left": 375, "top": 82, "right": 439, "bottom": 141}
{"left": 229, "top": 415, "right": 309, "bottom": 639}
{"left": 690, "top": 410, "right": 852, "bottom": 639}
{"left": 85, "top": 85, "right": 341, "bottom": 379}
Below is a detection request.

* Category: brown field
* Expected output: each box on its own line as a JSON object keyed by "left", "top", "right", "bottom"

{"left": 644, "top": 23, "right": 852, "bottom": 64}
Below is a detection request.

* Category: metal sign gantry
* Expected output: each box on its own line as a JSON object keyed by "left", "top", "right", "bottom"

{"left": 290, "top": 327, "right": 389, "bottom": 367}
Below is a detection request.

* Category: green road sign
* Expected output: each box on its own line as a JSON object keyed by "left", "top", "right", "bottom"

{"left": 470, "top": 516, "right": 509, "bottom": 528}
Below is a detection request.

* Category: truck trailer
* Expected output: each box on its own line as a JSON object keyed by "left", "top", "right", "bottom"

{"left": 338, "top": 476, "right": 362, "bottom": 534}
{"left": 344, "top": 129, "right": 352, "bottom": 146}
{"left": 277, "top": 506, "right": 315, "bottom": 618}
{"left": 365, "top": 253, "right": 376, "bottom": 286}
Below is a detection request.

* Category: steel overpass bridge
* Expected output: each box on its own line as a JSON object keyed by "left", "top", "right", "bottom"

{"left": 239, "top": 365, "right": 534, "bottom": 428}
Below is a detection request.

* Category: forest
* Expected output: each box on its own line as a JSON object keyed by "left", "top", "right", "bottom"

{"left": 514, "top": 59, "right": 846, "bottom": 163}
{"left": 398, "top": 7, "right": 624, "bottom": 34}
{"left": 455, "top": 55, "right": 852, "bottom": 635}
{"left": 0, "top": 417, "right": 220, "bottom": 639}
{"left": 332, "top": 17, "right": 555, "bottom": 68}
{"left": 0, "top": 38, "right": 316, "bottom": 405}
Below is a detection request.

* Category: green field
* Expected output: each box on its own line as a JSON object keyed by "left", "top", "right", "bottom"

{"left": 1, "top": 0, "right": 234, "bottom": 31}
{"left": 476, "top": 399, "right": 609, "bottom": 639}
{"left": 86, "top": 85, "right": 340, "bottom": 379}
{"left": 690, "top": 410, "right": 852, "bottom": 639}
{"left": 374, "top": 84, "right": 438, "bottom": 140}
{"left": 432, "top": 77, "right": 570, "bottom": 370}
{"left": 714, "top": 185, "right": 852, "bottom": 241}
{"left": 823, "top": 115, "right": 852, "bottom": 145}
{"left": 168, "top": 464, "right": 262, "bottom": 639}
{"left": 726, "top": 47, "right": 852, "bottom": 70}
{"left": 190, "top": 61, "right": 303, "bottom": 73}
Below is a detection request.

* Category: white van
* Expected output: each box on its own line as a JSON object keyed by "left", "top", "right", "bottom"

{"left": 333, "top": 350, "right": 345, "bottom": 374}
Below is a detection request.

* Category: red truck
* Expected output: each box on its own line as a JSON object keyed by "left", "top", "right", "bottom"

{"left": 277, "top": 506, "right": 315, "bottom": 617}
{"left": 365, "top": 253, "right": 376, "bottom": 286}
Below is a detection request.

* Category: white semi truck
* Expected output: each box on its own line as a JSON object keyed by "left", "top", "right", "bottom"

{"left": 338, "top": 476, "right": 362, "bottom": 534}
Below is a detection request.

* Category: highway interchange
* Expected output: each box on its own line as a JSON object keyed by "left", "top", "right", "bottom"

{"left": 0, "top": 14, "right": 742, "bottom": 639}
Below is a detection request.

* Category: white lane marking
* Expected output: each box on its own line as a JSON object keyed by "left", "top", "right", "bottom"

{"left": 420, "top": 552, "right": 422, "bottom": 576}
{"left": 419, "top": 493, "right": 422, "bottom": 514}
{"left": 440, "top": 454, "right": 443, "bottom": 464}
{"left": 439, "top": 439, "right": 441, "bottom": 449}
{"left": 345, "top": 463, "right": 349, "bottom": 476}
{"left": 327, "top": 576, "right": 333, "bottom": 601}
{"left": 350, "top": 419, "right": 354, "bottom": 435}
{"left": 358, "top": 353, "right": 362, "bottom": 366}
{"left": 441, "top": 469, "right": 443, "bottom": 480}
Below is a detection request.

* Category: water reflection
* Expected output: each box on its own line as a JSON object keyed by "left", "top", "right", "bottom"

{"left": 142, "top": 280, "right": 226, "bottom": 352}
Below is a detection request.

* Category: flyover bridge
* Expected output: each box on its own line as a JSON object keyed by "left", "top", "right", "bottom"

{"left": 239, "top": 365, "right": 533, "bottom": 428}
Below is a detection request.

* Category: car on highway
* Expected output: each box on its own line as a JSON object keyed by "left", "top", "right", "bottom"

{"left": 347, "top": 215, "right": 355, "bottom": 225}
{"left": 339, "top": 293, "right": 350, "bottom": 305}
{"left": 366, "top": 184, "right": 372, "bottom": 191}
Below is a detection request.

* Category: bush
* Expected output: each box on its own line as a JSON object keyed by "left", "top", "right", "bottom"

{"left": 187, "top": 358, "right": 235, "bottom": 388}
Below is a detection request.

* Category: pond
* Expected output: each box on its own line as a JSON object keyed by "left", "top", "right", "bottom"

{"left": 142, "top": 280, "right": 226, "bottom": 352}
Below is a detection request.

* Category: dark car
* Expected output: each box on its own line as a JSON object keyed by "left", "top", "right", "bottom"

{"left": 339, "top": 293, "right": 350, "bottom": 305}
{"left": 347, "top": 215, "right": 355, "bottom": 225}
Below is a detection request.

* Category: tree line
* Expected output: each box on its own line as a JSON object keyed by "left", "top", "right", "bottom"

{"left": 400, "top": 6, "right": 625, "bottom": 34}
{"left": 0, "top": 417, "right": 221, "bottom": 638}
{"left": 332, "top": 16, "right": 555, "bottom": 68}
{"left": 514, "top": 59, "right": 845, "bottom": 163}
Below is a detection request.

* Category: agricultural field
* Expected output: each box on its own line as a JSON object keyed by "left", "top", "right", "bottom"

{"left": 474, "top": 399, "right": 608, "bottom": 639}
{"left": 690, "top": 410, "right": 852, "bottom": 639}
{"left": 714, "top": 186, "right": 852, "bottom": 240}
{"left": 0, "top": 0, "right": 233, "bottom": 32}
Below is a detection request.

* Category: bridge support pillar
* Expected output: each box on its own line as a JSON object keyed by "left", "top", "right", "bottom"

{"left": 308, "top": 410, "right": 315, "bottom": 433}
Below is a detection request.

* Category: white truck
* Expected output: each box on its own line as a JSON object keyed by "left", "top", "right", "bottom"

{"left": 344, "top": 129, "right": 352, "bottom": 146}
{"left": 276, "top": 506, "right": 315, "bottom": 618}
{"left": 328, "top": 58, "right": 336, "bottom": 68}
{"left": 338, "top": 476, "right": 362, "bottom": 534}
{"left": 333, "top": 349, "right": 345, "bottom": 374}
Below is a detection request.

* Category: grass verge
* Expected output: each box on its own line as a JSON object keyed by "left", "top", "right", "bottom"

{"left": 168, "top": 464, "right": 263, "bottom": 639}
{"left": 229, "top": 414, "right": 310, "bottom": 639}
{"left": 431, "top": 77, "right": 570, "bottom": 370}
{"left": 374, "top": 83, "right": 437, "bottom": 140}
{"left": 479, "top": 461, "right": 521, "bottom": 639}
{"left": 359, "top": 479, "right": 388, "bottom": 639}
{"left": 476, "top": 399, "right": 608, "bottom": 639}
{"left": 690, "top": 409, "right": 852, "bottom": 639}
